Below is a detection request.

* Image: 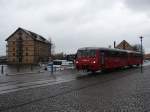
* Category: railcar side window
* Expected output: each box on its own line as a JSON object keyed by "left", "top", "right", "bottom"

{"left": 102, "top": 50, "right": 128, "bottom": 58}
{"left": 135, "top": 53, "right": 142, "bottom": 58}
{"left": 107, "top": 51, "right": 118, "bottom": 57}
{"left": 119, "top": 52, "right": 128, "bottom": 57}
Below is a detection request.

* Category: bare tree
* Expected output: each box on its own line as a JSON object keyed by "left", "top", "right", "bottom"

{"left": 48, "top": 37, "right": 55, "bottom": 57}
{"left": 53, "top": 52, "right": 64, "bottom": 60}
{"left": 133, "top": 44, "right": 145, "bottom": 54}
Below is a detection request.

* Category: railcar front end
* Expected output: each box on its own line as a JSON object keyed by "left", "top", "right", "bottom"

{"left": 75, "top": 49, "right": 100, "bottom": 72}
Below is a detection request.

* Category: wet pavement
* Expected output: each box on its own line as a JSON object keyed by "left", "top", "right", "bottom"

{"left": 0, "top": 69, "right": 83, "bottom": 94}
{"left": 0, "top": 65, "right": 150, "bottom": 111}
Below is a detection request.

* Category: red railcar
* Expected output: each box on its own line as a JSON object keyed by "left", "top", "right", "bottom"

{"left": 75, "top": 47, "right": 142, "bottom": 72}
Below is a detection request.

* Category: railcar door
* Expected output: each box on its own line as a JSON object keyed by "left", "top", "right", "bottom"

{"left": 100, "top": 51, "right": 105, "bottom": 69}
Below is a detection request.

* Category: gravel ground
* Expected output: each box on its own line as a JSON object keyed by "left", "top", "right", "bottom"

{"left": 0, "top": 66, "right": 150, "bottom": 112}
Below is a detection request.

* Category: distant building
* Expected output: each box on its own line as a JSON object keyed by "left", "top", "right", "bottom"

{"left": 65, "top": 54, "right": 76, "bottom": 61}
{"left": 144, "top": 54, "right": 150, "bottom": 60}
{"left": 0, "top": 56, "right": 7, "bottom": 64}
{"left": 6, "top": 27, "right": 51, "bottom": 64}
{"left": 116, "top": 40, "right": 134, "bottom": 51}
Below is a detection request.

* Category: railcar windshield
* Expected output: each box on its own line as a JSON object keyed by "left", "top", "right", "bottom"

{"left": 77, "top": 50, "right": 96, "bottom": 58}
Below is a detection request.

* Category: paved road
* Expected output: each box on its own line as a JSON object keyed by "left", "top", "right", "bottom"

{"left": 0, "top": 66, "right": 150, "bottom": 112}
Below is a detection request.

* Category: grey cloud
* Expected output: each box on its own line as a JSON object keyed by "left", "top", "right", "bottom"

{"left": 0, "top": 0, "right": 150, "bottom": 55}
{"left": 125, "top": 0, "right": 150, "bottom": 11}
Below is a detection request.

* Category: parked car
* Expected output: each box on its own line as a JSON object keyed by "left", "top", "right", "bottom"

{"left": 47, "top": 60, "right": 74, "bottom": 72}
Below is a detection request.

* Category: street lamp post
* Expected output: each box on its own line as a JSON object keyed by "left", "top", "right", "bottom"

{"left": 139, "top": 36, "right": 144, "bottom": 73}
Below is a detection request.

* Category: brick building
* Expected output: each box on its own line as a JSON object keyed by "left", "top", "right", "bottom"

{"left": 145, "top": 54, "right": 150, "bottom": 60}
{"left": 6, "top": 27, "right": 51, "bottom": 64}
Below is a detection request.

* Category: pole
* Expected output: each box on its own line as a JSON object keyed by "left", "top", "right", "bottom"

{"left": 140, "top": 36, "right": 143, "bottom": 73}
{"left": 1, "top": 64, "right": 4, "bottom": 74}
{"left": 31, "top": 64, "right": 33, "bottom": 71}
{"left": 114, "top": 41, "right": 116, "bottom": 48}
{"left": 51, "top": 62, "right": 53, "bottom": 74}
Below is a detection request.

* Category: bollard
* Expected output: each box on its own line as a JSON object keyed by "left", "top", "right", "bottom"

{"left": 31, "top": 64, "right": 33, "bottom": 71}
{"left": 1, "top": 65, "right": 4, "bottom": 74}
{"left": 17, "top": 65, "right": 20, "bottom": 72}
{"left": 51, "top": 63, "right": 53, "bottom": 74}
{"left": 54, "top": 66, "right": 56, "bottom": 72}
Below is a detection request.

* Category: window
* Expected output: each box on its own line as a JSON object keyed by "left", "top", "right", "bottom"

{"left": 19, "top": 58, "right": 22, "bottom": 62}
{"left": 106, "top": 51, "right": 118, "bottom": 57}
{"left": 53, "top": 61, "right": 62, "bottom": 65}
{"left": 13, "top": 41, "right": 15, "bottom": 45}
{"left": 13, "top": 48, "right": 15, "bottom": 51}
{"left": 134, "top": 53, "right": 142, "bottom": 58}
{"left": 26, "top": 53, "right": 28, "bottom": 56}
{"left": 26, "top": 47, "right": 28, "bottom": 51}
{"left": 13, "top": 58, "right": 15, "bottom": 62}
{"left": 18, "top": 31, "right": 22, "bottom": 36}
{"left": 119, "top": 52, "right": 127, "bottom": 58}
{"left": 13, "top": 53, "right": 15, "bottom": 56}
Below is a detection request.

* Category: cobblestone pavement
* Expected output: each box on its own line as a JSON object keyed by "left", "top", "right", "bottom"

{"left": 0, "top": 66, "right": 150, "bottom": 112}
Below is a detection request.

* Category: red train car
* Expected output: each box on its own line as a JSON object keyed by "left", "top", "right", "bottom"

{"left": 75, "top": 47, "right": 142, "bottom": 72}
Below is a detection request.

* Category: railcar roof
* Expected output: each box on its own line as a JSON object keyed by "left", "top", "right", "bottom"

{"left": 78, "top": 47, "right": 141, "bottom": 54}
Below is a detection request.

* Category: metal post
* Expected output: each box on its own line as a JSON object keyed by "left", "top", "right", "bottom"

{"left": 140, "top": 36, "right": 144, "bottom": 73}
{"left": 114, "top": 41, "right": 116, "bottom": 48}
{"left": 1, "top": 64, "right": 4, "bottom": 74}
{"left": 51, "top": 62, "right": 53, "bottom": 74}
{"left": 31, "top": 64, "right": 33, "bottom": 71}
{"left": 17, "top": 64, "right": 20, "bottom": 72}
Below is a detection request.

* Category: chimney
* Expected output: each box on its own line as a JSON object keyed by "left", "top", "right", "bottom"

{"left": 114, "top": 41, "right": 116, "bottom": 48}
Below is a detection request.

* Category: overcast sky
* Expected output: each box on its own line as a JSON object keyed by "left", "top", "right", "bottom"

{"left": 0, "top": 0, "right": 150, "bottom": 55}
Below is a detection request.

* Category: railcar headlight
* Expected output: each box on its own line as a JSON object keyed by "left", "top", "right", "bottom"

{"left": 93, "top": 61, "right": 96, "bottom": 64}
{"left": 76, "top": 61, "right": 79, "bottom": 64}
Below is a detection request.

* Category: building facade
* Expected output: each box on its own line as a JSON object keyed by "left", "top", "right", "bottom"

{"left": 145, "top": 54, "right": 150, "bottom": 60}
{"left": 6, "top": 28, "right": 51, "bottom": 64}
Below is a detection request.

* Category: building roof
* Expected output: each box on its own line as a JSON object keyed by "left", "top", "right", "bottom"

{"left": 5, "top": 27, "right": 50, "bottom": 44}
{"left": 78, "top": 47, "right": 140, "bottom": 54}
{"left": 116, "top": 40, "right": 133, "bottom": 50}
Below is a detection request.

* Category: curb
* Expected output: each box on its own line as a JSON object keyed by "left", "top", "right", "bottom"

{"left": 5, "top": 71, "right": 44, "bottom": 76}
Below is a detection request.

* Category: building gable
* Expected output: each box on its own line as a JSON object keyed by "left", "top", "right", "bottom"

{"left": 5, "top": 28, "right": 33, "bottom": 41}
{"left": 6, "top": 27, "right": 50, "bottom": 44}
{"left": 116, "top": 40, "right": 133, "bottom": 50}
